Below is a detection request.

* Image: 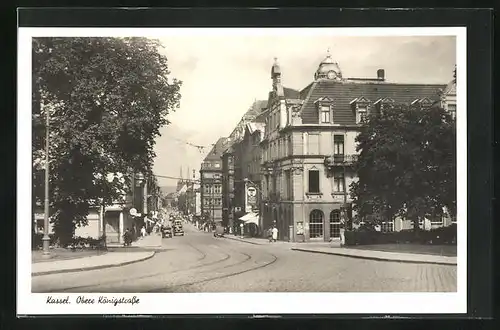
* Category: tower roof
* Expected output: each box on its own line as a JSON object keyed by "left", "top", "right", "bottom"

{"left": 271, "top": 57, "right": 281, "bottom": 77}
{"left": 315, "top": 48, "right": 343, "bottom": 80}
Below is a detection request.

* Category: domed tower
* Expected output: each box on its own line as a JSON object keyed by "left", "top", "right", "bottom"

{"left": 314, "top": 49, "right": 342, "bottom": 81}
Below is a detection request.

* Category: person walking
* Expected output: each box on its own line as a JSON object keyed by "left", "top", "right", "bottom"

{"left": 272, "top": 226, "right": 278, "bottom": 243}
{"left": 267, "top": 227, "right": 273, "bottom": 243}
{"left": 140, "top": 225, "right": 146, "bottom": 238}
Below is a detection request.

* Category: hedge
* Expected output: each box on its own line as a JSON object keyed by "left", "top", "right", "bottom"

{"left": 344, "top": 224, "right": 457, "bottom": 246}
{"left": 32, "top": 233, "right": 107, "bottom": 250}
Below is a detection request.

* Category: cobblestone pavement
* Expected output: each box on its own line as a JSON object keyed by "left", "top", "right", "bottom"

{"left": 32, "top": 225, "right": 457, "bottom": 293}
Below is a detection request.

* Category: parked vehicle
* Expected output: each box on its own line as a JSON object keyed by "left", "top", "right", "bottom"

{"left": 213, "top": 225, "right": 225, "bottom": 238}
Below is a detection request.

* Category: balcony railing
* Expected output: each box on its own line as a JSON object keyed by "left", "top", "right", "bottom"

{"left": 325, "top": 154, "right": 359, "bottom": 167}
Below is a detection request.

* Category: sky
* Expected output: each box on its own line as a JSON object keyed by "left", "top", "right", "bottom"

{"left": 151, "top": 32, "right": 456, "bottom": 187}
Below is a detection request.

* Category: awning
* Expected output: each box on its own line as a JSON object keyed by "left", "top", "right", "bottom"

{"left": 239, "top": 212, "right": 259, "bottom": 225}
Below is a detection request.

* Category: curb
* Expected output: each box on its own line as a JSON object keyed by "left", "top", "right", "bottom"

{"left": 291, "top": 248, "right": 457, "bottom": 266}
{"left": 32, "top": 251, "right": 156, "bottom": 277}
{"left": 223, "top": 236, "right": 263, "bottom": 246}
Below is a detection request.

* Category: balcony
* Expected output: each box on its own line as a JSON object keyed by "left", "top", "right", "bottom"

{"left": 324, "top": 154, "right": 359, "bottom": 168}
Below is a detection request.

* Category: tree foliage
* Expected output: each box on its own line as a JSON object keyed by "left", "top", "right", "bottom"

{"left": 350, "top": 104, "right": 456, "bottom": 229}
{"left": 32, "top": 37, "right": 182, "bottom": 245}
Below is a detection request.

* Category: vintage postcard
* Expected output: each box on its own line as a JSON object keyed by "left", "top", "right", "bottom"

{"left": 18, "top": 26, "right": 466, "bottom": 315}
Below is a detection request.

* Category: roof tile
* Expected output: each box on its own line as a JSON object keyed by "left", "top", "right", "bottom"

{"left": 300, "top": 80, "right": 447, "bottom": 125}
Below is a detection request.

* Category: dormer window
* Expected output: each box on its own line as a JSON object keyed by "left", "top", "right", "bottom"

{"left": 314, "top": 96, "right": 335, "bottom": 124}
{"left": 320, "top": 105, "right": 331, "bottom": 123}
{"left": 411, "top": 97, "right": 433, "bottom": 108}
{"left": 350, "top": 96, "right": 371, "bottom": 124}
{"left": 373, "top": 97, "right": 394, "bottom": 115}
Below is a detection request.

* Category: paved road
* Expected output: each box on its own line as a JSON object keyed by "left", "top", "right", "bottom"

{"left": 32, "top": 224, "right": 457, "bottom": 293}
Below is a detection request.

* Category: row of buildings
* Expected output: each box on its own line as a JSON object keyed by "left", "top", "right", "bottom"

{"left": 199, "top": 51, "right": 457, "bottom": 242}
{"left": 34, "top": 172, "right": 159, "bottom": 244}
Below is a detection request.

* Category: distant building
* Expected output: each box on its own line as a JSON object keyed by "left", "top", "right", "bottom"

{"left": 221, "top": 100, "right": 267, "bottom": 233}
{"left": 200, "top": 137, "right": 230, "bottom": 225}
{"left": 259, "top": 53, "right": 449, "bottom": 242}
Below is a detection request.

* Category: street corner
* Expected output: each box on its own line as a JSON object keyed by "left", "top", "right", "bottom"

{"left": 32, "top": 250, "right": 156, "bottom": 277}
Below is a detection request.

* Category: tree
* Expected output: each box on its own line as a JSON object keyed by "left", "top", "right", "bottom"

{"left": 350, "top": 103, "right": 456, "bottom": 231}
{"left": 32, "top": 37, "right": 182, "bottom": 246}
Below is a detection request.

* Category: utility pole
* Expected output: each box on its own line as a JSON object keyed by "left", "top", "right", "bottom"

{"left": 41, "top": 90, "right": 51, "bottom": 258}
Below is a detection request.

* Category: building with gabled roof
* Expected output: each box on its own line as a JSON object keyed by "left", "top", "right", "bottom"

{"left": 199, "top": 137, "right": 231, "bottom": 225}
{"left": 259, "top": 52, "right": 451, "bottom": 242}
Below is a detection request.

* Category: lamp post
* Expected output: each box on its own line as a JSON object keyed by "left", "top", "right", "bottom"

{"left": 41, "top": 94, "right": 51, "bottom": 257}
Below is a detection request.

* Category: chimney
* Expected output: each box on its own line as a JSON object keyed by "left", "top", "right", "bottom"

{"left": 377, "top": 69, "right": 385, "bottom": 81}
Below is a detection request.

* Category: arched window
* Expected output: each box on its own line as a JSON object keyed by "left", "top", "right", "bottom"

{"left": 330, "top": 210, "right": 341, "bottom": 238}
{"left": 309, "top": 210, "right": 324, "bottom": 239}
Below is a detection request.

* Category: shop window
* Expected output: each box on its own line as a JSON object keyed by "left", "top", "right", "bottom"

{"left": 329, "top": 210, "right": 341, "bottom": 238}
{"left": 308, "top": 170, "right": 320, "bottom": 193}
{"left": 309, "top": 209, "right": 324, "bottom": 239}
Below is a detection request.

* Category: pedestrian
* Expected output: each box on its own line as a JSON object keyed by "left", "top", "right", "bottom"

{"left": 141, "top": 225, "right": 146, "bottom": 238}
{"left": 272, "top": 226, "right": 278, "bottom": 242}
{"left": 267, "top": 227, "right": 273, "bottom": 243}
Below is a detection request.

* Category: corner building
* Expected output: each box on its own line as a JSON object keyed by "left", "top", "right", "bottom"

{"left": 260, "top": 54, "right": 447, "bottom": 242}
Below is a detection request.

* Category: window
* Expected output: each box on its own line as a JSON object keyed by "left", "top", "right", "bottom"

{"left": 204, "top": 198, "right": 210, "bottom": 205}
{"left": 329, "top": 210, "right": 341, "bottom": 238}
{"left": 309, "top": 210, "right": 324, "bottom": 239}
{"left": 380, "top": 221, "right": 394, "bottom": 232}
{"left": 308, "top": 169, "right": 320, "bottom": 193}
{"left": 204, "top": 185, "right": 210, "bottom": 194}
{"left": 321, "top": 106, "right": 330, "bottom": 123}
{"left": 334, "top": 135, "right": 344, "bottom": 155}
{"left": 285, "top": 170, "right": 292, "bottom": 200}
{"left": 357, "top": 107, "right": 367, "bottom": 123}
{"left": 448, "top": 104, "right": 456, "bottom": 119}
{"left": 308, "top": 133, "right": 320, "bottom": 155}
{"left": 214, "top": 185, "right": 221, "bottom": 194}
{"left": 214, "top": 162, "right": 221, "bottom": 168}
{"left": 333, "top": 171, "right": 345, "bottom": 192}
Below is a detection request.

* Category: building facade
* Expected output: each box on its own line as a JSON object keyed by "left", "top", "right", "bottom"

{"left": 200, "top": 138, "right": 228, "bottom": 225}
{"left": 34, "top": 171, "right": 149, "bottom": 244}
{"left": 220, "top": 100, "right": 267, "bottom": 233}
{"left": 260, "top": 54, "right": 451, "bottom": 242}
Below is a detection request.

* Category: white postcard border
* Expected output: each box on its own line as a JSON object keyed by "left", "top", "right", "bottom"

{"left": 18, "top": 27, "right": 467, "bottom": 315}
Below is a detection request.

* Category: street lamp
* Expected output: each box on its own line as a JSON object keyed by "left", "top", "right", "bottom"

{"left": 41, "top": 95, "right": 51, "bottom": 258}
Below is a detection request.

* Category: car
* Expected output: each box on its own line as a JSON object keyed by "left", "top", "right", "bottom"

{"left": 161, "top": 226, "right": 173, "bottom": 238}
{"left": 173, "top": 220, "right": 184, "bottom": 236}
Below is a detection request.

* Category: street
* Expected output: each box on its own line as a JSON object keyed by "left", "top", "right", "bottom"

{"left": 32, "top": 224, "right": 457, "bottom": 293}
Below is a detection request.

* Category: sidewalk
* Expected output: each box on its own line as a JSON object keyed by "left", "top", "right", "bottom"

{"left": 225, "top": 235, "right": 456, "bottom": 265}
{"left": 32, "top": 250, "right": 156, "bottom": 276}
{"left": 107, "top": 233, "right": 162, "bottom": 249}
{"left": 291, "top": 246, "right": 457, "bottom": 265}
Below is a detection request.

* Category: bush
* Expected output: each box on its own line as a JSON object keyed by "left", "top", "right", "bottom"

{"left": 345, "top": 224, "right": 457, "bottom": 246}
{"left": 32, "top": 233, "right": 107, "bottom": 250}
{"left": 32, "top": 233, "right": 57, "bottom": 250}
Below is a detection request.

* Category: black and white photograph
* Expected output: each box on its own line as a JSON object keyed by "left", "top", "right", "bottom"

{"left": 18, "top": 26, "right": 467, "bottom": 315}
